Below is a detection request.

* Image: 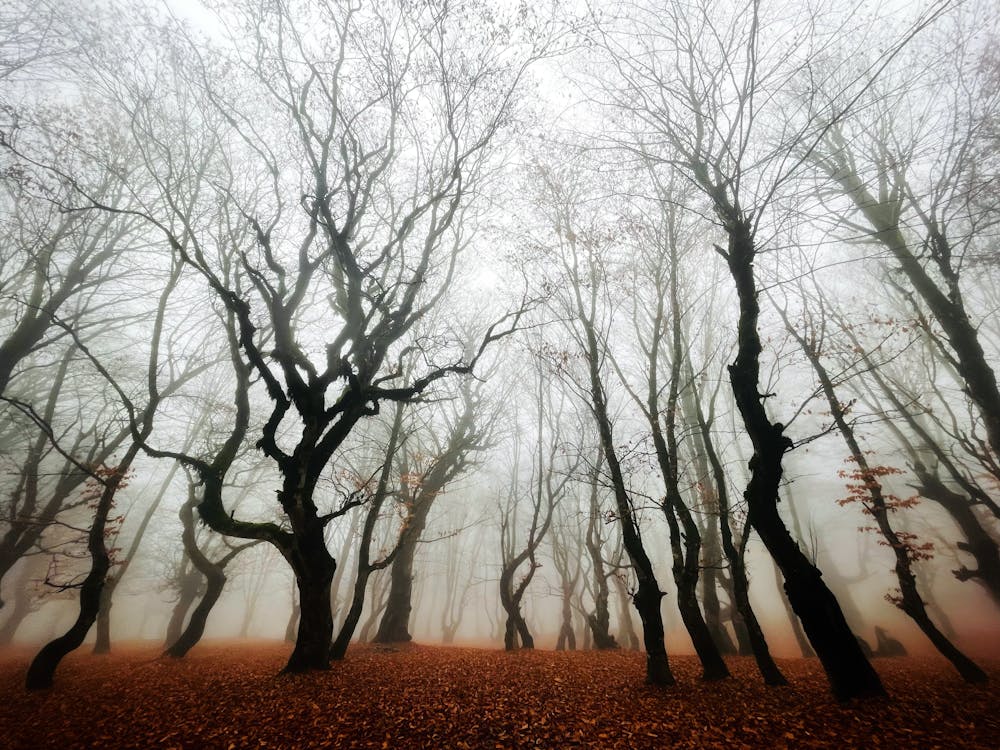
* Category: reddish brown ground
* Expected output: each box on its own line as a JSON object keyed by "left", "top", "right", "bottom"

{"left": 1, "top": 641, "right": 998, "bottom": 748}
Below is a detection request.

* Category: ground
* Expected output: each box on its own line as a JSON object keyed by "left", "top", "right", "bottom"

{"left": 1, "top": 641, "right": 998, "bottom": 748}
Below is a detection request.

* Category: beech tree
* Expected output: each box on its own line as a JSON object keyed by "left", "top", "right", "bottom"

{"left": 33, "top": 0, "right": 553, "bottom": 673}
{"left": 497, "top": 364, "right": 576, "bottom": 651}
{"left": 375, "top": 379, "right": 493, "bottom": 643}
{"left": 775, "top": 285, "right": 987, "bottom": 682}
{"left": 591, "top": 0, "right": 918, "bottom": 699}
{"left": 538, "top": 166, "right": 675, "bottom": 685}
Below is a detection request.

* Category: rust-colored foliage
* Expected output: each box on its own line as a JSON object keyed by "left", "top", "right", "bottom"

{"left": 1, "top": 642, "right": 998, "bottom": 748}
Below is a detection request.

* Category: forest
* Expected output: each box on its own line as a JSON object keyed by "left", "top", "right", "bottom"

{"left": 1, "top": 0, "right": 999, "bottom": 747}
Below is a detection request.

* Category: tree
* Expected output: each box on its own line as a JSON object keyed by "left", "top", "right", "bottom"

{"left": 806, "top": 7, "right": 1000, "bottom": 469}
{"left": 539, "top": 166, "right": 675, "bottom": 684}
{"left": 591, "top": 0, "right": 929, "bottom": 699}
{"left": 497, "top": 365, "right": 575, "bottom": 651}
{"left": 775, "top": 287, "right": 986, "bottom": 682}
{"left": 41, "top": 0, "right": 549, "bottom": 673}
{"left": 374, "top": 378, "right": 493, "bottom": 643}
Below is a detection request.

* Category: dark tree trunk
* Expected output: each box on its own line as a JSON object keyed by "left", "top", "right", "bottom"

{"left": 689, "top": 369, "right": 785, "bottom": 683}
{"left": 583, "top": 477, "right": 617, "bottom": 650}
{"left": 578, "top": 308, "right": 673, "bottom": 684}
{"left": 373, "top": 519, "right": 423, "bottom": 644}
{"left": 917, "top": 467, "right": 1000, "bottom": 605}
{"left": 820, "top": 163, "right": 1000, "bottom": 463}
{"left": 718, "top": 218, "right": 882, "bottom": 701}
{"left": 664, "top": 501, "right": 728, "bottom": 679}
{"left": 786, "top": 315, "right": 986, "bottom": 683}
{"left": 164, "top": 578, "right": 200, "bottom": 649}
{"left": 165, "top": 569, "right": 226, "bottom": 658}
{"left": 25, "top": 456, "right": 130, "bottom": 690}
{"left": 331, "top": 568, "right": 370, "bottom": 660}
{"left": 500, "top": 582, "right": 535, "bottom": 651}
{"left": 556, "top": 589, "right": 576, "bottom": 651}
{"left": 93, "top": 584, "right": 113, "bottom": 654}
{"left": 773, "top": 558, "right": 815, "bottom": 658}
{"left": 285, "top": 551, "right": 336, "bottom": 672}
{"left": 331, "top": 403, "right": 405, "bottom": 660}
{"left": 647, "top": 221, "right": 728, "bottom": 681}
{"left": 700, "top": 524, "right": 738, "bottom": 656}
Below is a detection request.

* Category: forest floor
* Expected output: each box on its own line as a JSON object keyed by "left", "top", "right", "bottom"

{"left": 1, "top": 641, "right": 999, "bottom": 749}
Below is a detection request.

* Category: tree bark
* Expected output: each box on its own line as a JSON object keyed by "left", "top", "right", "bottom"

{"left": 165, "top": 568, "right": 226, "bottom": 659}
{"left": 687, "top": 366, "right": 785, "bottom": 683}
{"left": 26, "top": 451, "right": 134, "bottom": 690}
{"left": 163, "top": 574, "right": 200, "bottom": 649}
{"left": 718, "top": 216, "right": 882, "bottom": 701}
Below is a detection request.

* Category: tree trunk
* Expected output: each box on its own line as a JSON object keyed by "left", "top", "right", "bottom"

{"left": 700, "top": 526, "right": 738, "bottom": 656}
{"left": 330, "top": 568, "right": 370, "bottom": 660}
{"left": 163, "top": 579, "right": 199, "bottom": 649}
{"left": 916, "top": 466, "right": 1000, "bottom": 606}
{"left": 165, "top": 569, "right": 226, "bottom": 658}
{"left": 286, "top": 555, "right": 336, "bottom": 672}
{"left": 773, "top": 558, "right": 815, "bottom": 658}
{"left": 719, "top": 219, "right": 882, "bottom": 701}
{"left": 584, "top": 497, "right": 617, "bottom": 650}
{"left": 93, "top": 584, "right": 113, "bottom": 654}
{"left": 373, "top": 521, "right": 422, "bottom": 644}
{"left": 689, "top": 367, "right": 785, "bottom": 683}
{"left": 665, "top": 503, "right": 729, "bottom": 678}
{"left": 613, "top": 575, "right": 640, "bottom": 651}
{"left": 787, "top": 316, "right": 986, "bottom": 683}
{"left": 285, "top": 593, "right": 300, "bottom": 643}
{"left": 556, "top": 581, "right": 576, "bottom": 651}
{"left": 25, "top": 459, "right": 128, "bottom": 690}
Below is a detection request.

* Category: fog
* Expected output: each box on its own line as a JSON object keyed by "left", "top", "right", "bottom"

{"left": 1, "top": 0, "right": 999, "bottom": 709}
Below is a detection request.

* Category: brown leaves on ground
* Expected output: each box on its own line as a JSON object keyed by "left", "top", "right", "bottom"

{"left": 1, "top": 642, "right": 998, "bottom": 748}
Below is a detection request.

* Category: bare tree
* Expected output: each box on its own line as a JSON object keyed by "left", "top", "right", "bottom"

{"left": 498, "top": 365, "right": 575, "bottom": 651}
{"left": 32, "top": 0, "right": 552, "bottom": 673}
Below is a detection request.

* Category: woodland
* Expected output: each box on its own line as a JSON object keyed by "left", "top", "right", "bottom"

{"left": 1, "top": 0, "right": 1000, "bottom": 747}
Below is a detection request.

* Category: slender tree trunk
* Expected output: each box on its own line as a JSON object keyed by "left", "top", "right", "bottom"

{"left": 285, "top": 589, "right": 300, "bottom": 643}
{"left": 664, "top": 502, "right": 729, "bottom": 678}
{"left": 331, "top": 568, "right": 371, "bottom": 660}
{"left": 358, "top": 578, "right": 389, "bottom": 644}
{"left": 647, "top": 223, "right": 728, "bottom": 681}
{"left": 700, "top": 525, "right": 738, "bottom": 656}
{"left": 93, "top": 584, "right": 113, "bottom": 654}
{"left": 718, "top": 219, "right": 881, "bottom": 701}
{"left": 580, "top": 315, "right": 673, "bottom": 684}
{"left": 583, "top": 469, "right": 617, "bottom": 650}
{"left": 556, "top": 586, "right": 576, "bottom": 651}
{"left": 25, "top": 454, "right": 133, "bottom": 690}
{"left": 785, "top": 313, "right": 986, "bottom": 682}
{"left": 613, "top": 574, "right": 641, "bottom": 651}
{"left": 819, "top": 162, "right": 1000, "bottom": 462}
{"left": 93, "top": 445, "right": 189, "bottom": 655}
{"left": 689, "top": 371, "right": 785, "bottom": 683}
{"left": 917, "top": 467, "right": 1000, "bottom": 605}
